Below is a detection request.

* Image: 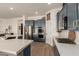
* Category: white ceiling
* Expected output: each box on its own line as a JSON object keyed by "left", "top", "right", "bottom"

{"left": 0, "top": 3, "right": 62, "bottom": 19}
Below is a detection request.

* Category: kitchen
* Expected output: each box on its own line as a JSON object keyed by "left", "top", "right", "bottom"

{"left": 0, "top": 3, "right": 79, "bottom": 56}
{"left": 0, "top": 3, "right": 62, "bottom": 56}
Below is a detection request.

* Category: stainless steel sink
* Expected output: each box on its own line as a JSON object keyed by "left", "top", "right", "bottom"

{"left": 56, "top": 38, "right": 76, "bottom": 44}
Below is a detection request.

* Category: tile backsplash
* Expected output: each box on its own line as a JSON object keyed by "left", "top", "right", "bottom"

{"left": 75, "top": 31, "right": 79, "bottom": 44}
{"left": 58, "top": 30, "right": 69, "bottom": 38}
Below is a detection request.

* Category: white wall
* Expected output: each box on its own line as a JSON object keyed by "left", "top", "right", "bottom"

{"left": 7, "top": 18, "right": 18, "bottom": 35}
{"left": 0, "top": 17, "right": 24, "bottom": 36}
{"left": 46, "top": 7, "right": 62, "bottom": 46}
{"left": 0, "top": 18, "right": 8, "bottom": 34}
{"left": 7, "top": 17, "right": 24, "bottom": 35}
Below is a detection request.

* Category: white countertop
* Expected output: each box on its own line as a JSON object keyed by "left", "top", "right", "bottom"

{"left": 54, "top": 38, "right": 79, "bottom": 56}
{"left": 0, "top": 39, "right": 33, "bottom": 55}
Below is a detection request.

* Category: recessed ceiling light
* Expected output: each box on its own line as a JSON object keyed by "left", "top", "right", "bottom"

{"left": 48, "top": 3, "right": 52, "bottom": 5}
{"left": 35, "top": 11, "right": 38, "bottom": 15}
{"left": 10, "top": 7, "right": 14, "bottom": 10}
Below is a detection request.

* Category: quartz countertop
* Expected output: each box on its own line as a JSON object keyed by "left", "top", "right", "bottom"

{"left": 0, "top": 39, "right": 33, "bottom": 55}
{"left": 54, "top": 38, "right": 79, "bottom": 56}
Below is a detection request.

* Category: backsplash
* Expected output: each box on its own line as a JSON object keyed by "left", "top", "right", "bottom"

{"left": 75, "top": 31, "right": 79, "bottom": 44}
{"left": 58, "top": 30, "right": 69, "bottom": 38}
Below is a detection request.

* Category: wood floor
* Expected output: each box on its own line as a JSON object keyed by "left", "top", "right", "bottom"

{"left": 31, "top": 42, "right": 54, "bottom": 56}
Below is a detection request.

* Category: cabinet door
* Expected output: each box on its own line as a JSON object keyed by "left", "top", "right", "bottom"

{"left": 57, "top": 4, "right": 67, "bottom": 30}
{"left": 63, "top": 4, "right": 67, "bottom": 17}
{"left": 77, "top": 4, "right": 79, "bottom": 19}
{"left": 35, "top": 19, "right": 45, "bottom": 27}
{"left": 67, "top": 3, "right": 77, "bottom": 29}
{"left": 59, "top": 9, "right": 64, "bottom": 30}
{"left": 57, "top": 12, "right": 59, "bottom": 31}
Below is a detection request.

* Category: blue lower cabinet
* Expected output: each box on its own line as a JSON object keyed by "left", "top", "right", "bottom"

{"left": 23, "top": 45, "right": 30, "bottom": 56}
{"left": 54, "top": 46, "right": 60, "bottom": 56}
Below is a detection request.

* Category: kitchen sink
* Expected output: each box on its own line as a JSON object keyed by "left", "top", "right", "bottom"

{"left": 56, "top": 38, "right": 76, "bottom": 44}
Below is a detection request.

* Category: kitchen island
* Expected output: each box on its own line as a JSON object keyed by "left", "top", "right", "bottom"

{"left": 0, "top": 39, "right": 33, "bottom": 56}
{"left": 54, "top": 38, "right": 79, "bottom": 56}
